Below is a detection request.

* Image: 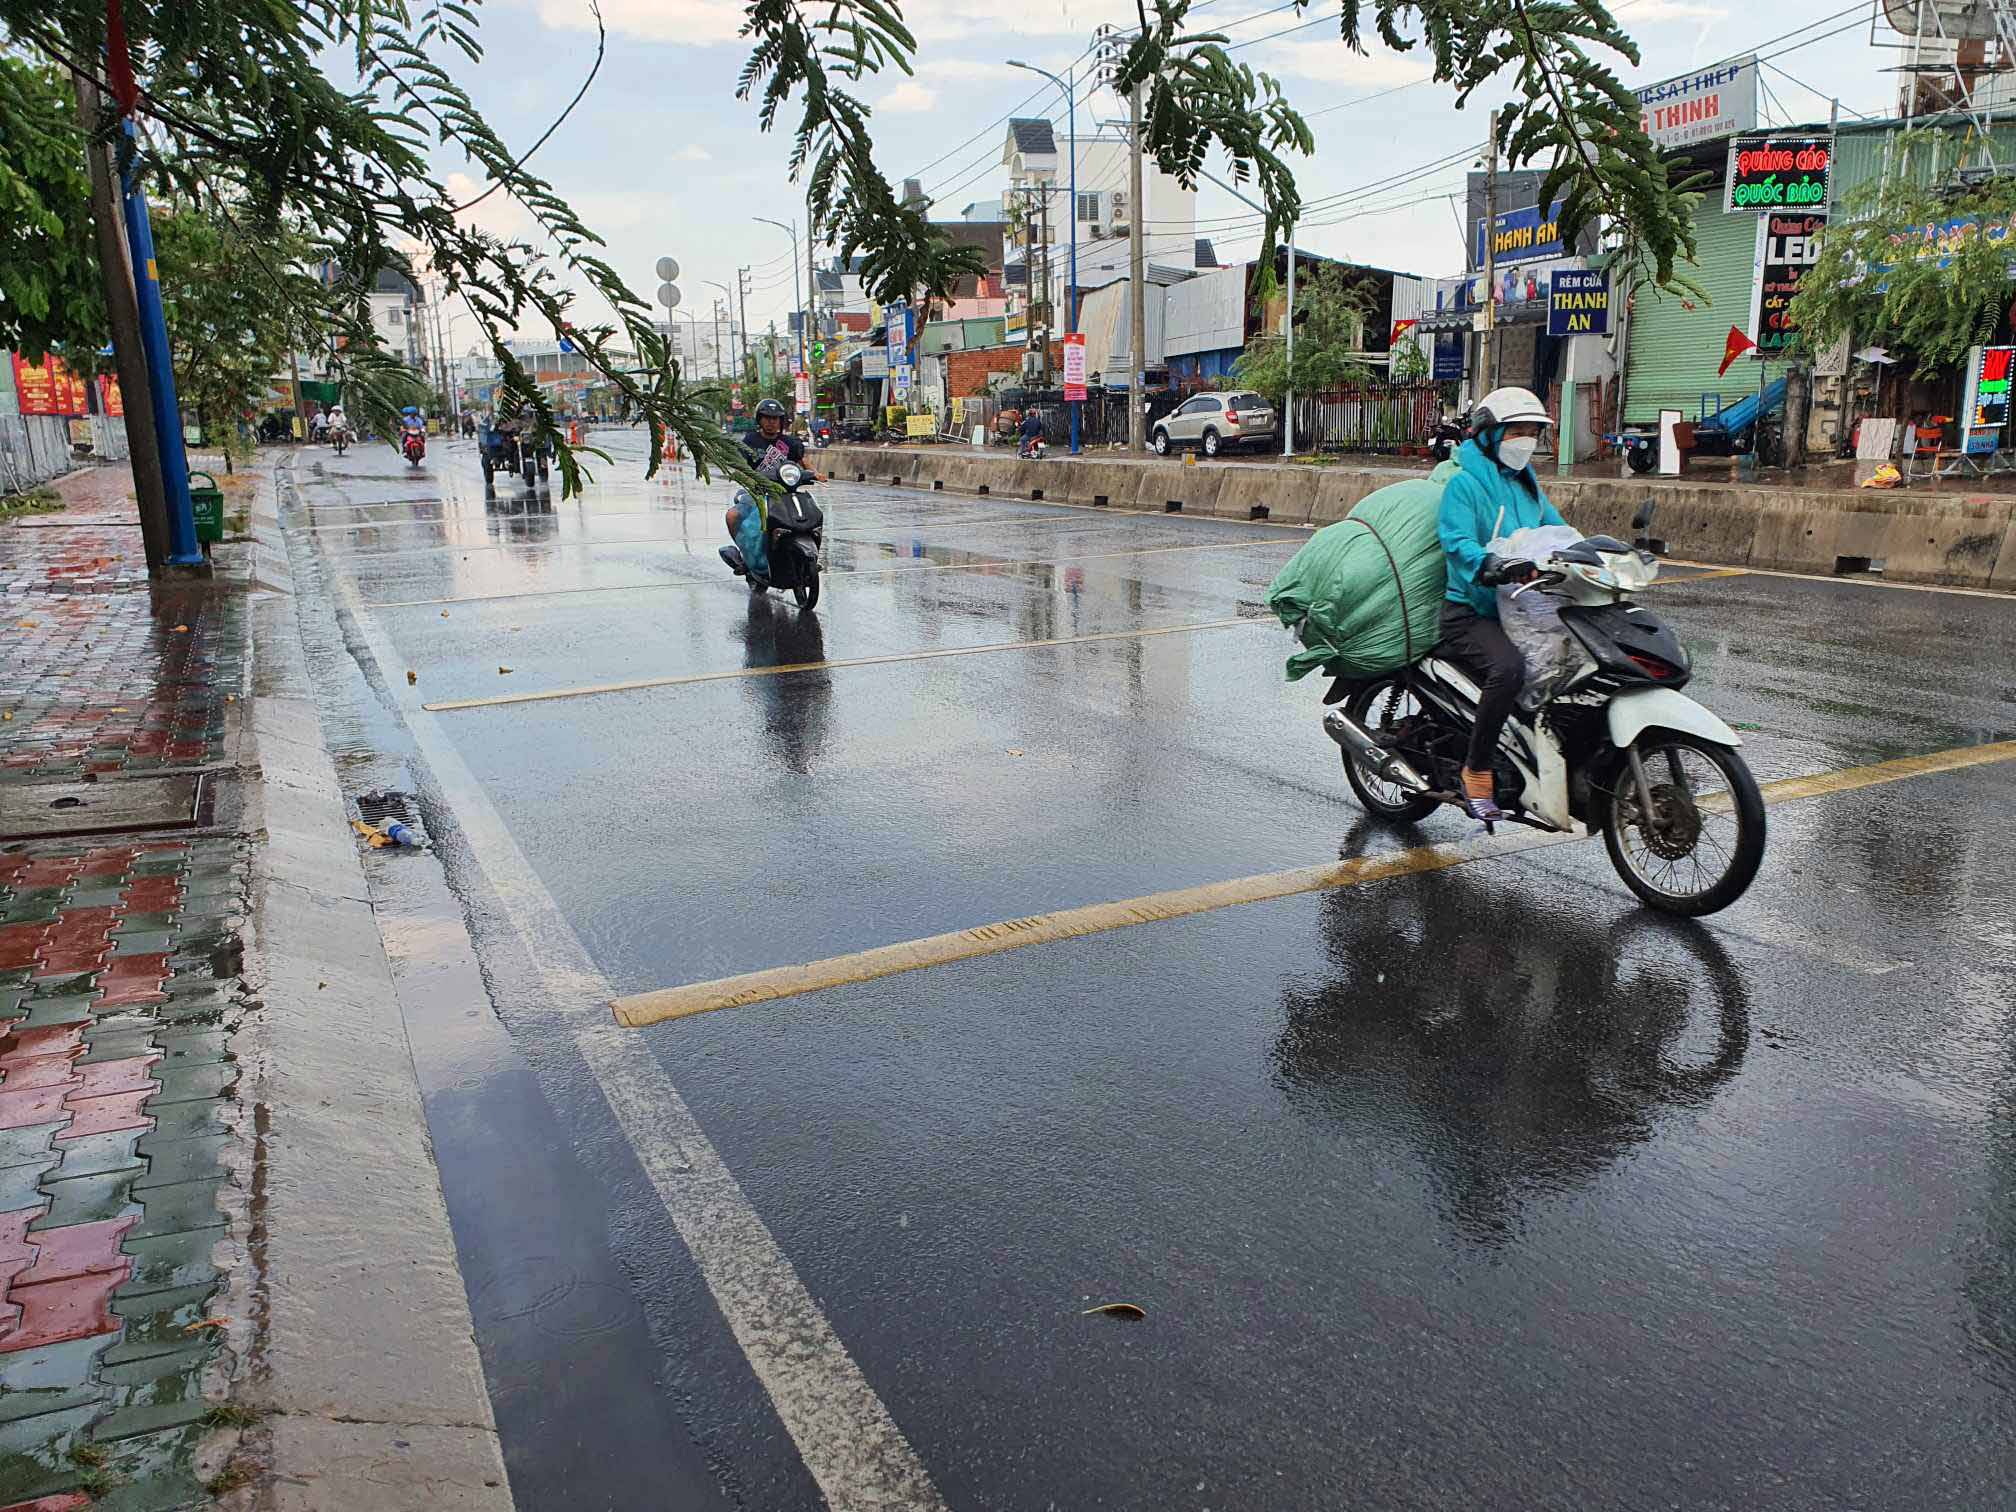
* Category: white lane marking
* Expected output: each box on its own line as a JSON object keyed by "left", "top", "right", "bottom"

{"left": 303, "top": 479, "right": 949, "bottom": 1511}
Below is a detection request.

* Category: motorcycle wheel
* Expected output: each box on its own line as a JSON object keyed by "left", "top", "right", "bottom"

{"left": 792, "top": 572, "right": 820, "bottom": 611}
{"left": 1601, "top": 731, "right": 1766, "bottom": 916}
{"left": 1339, "top": 677, "right": 1439, "bottom": 823}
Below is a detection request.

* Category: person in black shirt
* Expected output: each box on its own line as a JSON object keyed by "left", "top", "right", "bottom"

{"left": 723, "top": 399, "right": 813, "bottom": 584}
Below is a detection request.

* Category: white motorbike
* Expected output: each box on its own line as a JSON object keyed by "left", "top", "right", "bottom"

{"left": 1324, "top": 503, "right": 1766, "bottom": 916}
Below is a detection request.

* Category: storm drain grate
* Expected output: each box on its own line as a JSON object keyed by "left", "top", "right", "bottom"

{"left": 356, "top": 789, "right": 420, "bottom": 828}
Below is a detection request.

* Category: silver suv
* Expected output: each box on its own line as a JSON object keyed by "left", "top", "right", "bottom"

{"left": 1151, "top": 390, "right": 1278, "bottom": 457}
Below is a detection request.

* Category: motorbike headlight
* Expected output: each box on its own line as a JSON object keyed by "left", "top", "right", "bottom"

{"left": 777, "top": 463, "right": 805, "bottom": 487}
{"left": 1609, "top": 552, "right": 1659, "bottom": 591}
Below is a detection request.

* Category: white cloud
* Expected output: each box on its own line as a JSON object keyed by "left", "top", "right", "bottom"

{"left": 442, "top": 170, "right": 535, "bottom": 242}
{"left": 673, "top": 144, "right": 712, "bottom": 162}
{"left": 1626, "top": 0, "right": 1729, "bottom": 20}
{"left": 535, "top": 0, "right": 747, "bottom": 45}
{"left": 877, "top": 80, "right": 940, "bottom": 113}
{"left": 1246, "top": 39, "right": 1432, "bottom": 88}
{"left": 546, "top": 0, "right": 1140, "bottom": 49}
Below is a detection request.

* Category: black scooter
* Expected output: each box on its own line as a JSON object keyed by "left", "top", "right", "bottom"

{"left": 720, "top": 462, "right": 824, "bottom": 610}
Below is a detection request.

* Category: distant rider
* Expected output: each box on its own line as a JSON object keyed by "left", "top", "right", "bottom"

{"left": 721, "top": 399, "right": 811, "bottom": 586}
{"left": 1435, "top": 386, "right": 1567, "bottom": 823}
{"left": 1018, "top": 408, "right": 1045, "bottom": 458}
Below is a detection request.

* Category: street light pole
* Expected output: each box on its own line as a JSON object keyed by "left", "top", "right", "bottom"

{"left": 706, "top": 278, "right": 736, "bottom": 394}
{"left": 1008, "top": 58, "right": 1080, "bottom": 454}
{"left": 755, "top": 217, "right": 807, "bottom": 377}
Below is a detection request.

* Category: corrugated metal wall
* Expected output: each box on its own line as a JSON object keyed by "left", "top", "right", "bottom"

{"left": 1625, "top": 204, "right": 1785, "bottom": 423}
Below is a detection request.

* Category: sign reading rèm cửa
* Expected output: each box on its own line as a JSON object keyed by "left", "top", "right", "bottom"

{"left": 1547, "top": 269, "right": 1609, "bottom": 336}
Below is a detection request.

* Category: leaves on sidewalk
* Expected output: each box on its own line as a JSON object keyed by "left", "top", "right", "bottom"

{"left": 1081, "top": 1302, "right": 1146, "bottom": 1320}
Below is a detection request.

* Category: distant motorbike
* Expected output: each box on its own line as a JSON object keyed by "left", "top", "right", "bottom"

{"left": 330, "top": 425, "right": 350, "bottom": 457}
{"left": 1321, "top": 502, "right": 1765, "bottom": 916}
{"left": 480, "top": 427, "right": 549, "bottom": 491}
{"left": 1427, "top": 413, "right": 1468, "bottom": 462}
{"left": 401, "top": 429, "right": 426, "bottom": 468}
{"left": 720, "top": 461, "right": 824, "bottom": 610}
{"left": 1018, "top": 436, "right": 1048, "bottom": 460}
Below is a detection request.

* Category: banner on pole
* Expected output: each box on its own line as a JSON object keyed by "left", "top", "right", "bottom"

{"left": 1062, "top": 332, "right": 1087, "bottom": 401}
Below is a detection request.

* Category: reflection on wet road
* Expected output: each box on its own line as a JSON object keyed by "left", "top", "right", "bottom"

{"left": 285, "top": 432, "right": 2016, "bottom": 1510}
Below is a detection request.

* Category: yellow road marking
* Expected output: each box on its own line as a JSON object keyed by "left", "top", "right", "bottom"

{"left": 368, "top": 536, "right": 1298, "bottom": 609}
{"left": 423, "top": 614, "right": 1271, "bottom": 712}
{"left": 610, "top": 737, "right": 2016, "bottom": 1028}
{"left": 1652, "top": 566, "right": 1749, "bottom": 584}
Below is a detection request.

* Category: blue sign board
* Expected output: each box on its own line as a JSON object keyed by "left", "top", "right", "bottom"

{"left": 1547, "top": 268, "right": 1610, "bottom": 337}
{"left": 1475, "top": 199, "right": 1568, "bottom": 269}
{"left": 1432, "top": 333, "right": 1464, "bottom": 381}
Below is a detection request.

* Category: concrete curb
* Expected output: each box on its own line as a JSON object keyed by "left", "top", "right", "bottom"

{"left": 223, "top": 462, "right": 513, "bottom": 1509}
{"left": 823, "top": 443, "right": 2016, "bottom": 588}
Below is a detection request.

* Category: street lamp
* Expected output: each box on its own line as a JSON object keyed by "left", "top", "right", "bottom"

{"left": 1008, "top": 58, "right": 1080, "bottom": 455}
{"left": 754, "top": 217, "right": 807, "bottom": 377}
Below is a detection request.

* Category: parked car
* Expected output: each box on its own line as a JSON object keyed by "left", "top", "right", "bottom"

{"left": 1151, "top": 391, "right": 1278, "bottom": 457}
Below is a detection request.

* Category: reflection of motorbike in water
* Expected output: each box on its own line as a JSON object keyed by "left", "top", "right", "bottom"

{"left": 739, "top": 596, "right": 831, "bottom": 776}
{"left": 485, "top": 488, "right": 558, "bottom": 546}
{"left": 1273, "top": 857, "right": 1750, "bottom": 1247}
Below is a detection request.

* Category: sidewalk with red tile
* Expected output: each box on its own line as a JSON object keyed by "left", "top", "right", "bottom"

{"left": 0, "top": 466, "right": 251, "bottom": 1510}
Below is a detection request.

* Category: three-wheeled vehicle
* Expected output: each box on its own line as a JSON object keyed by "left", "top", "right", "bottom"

{"left": 480, "top": 423, "right": 551, "bottom": 491}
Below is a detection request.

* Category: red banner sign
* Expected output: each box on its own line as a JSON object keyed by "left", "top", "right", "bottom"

{"left": 1062, "top": 332, "right": 1087, "bottom": 402}
{"left": 12, "top": 354, "right": 89, "bottom": 416}
{"left": 97, "top": 374, "right": 124, "bottom": 418}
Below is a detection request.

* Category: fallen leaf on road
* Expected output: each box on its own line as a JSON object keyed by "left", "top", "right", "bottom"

{"left": 109, "top": 707, "right": 127, "bottom": 714}
{"left": 225, "top": 694, "right": 237, "bottom": 703}
{"left": 498, "top": 665, "right": 513, "bottom": 675}
{"left": 1006, "top": 749, "right": 1025, "bottom": 757}
{"left": 172, "top": 624, "right": 188, "bottom": 633}
{"left": 15, "top": 621, "right": 35, "bottom": 629}
{"left": 440, "top": 609, "right": 450, "bottom": 618}
{"left": 406, "top": 670, "right": 417, "bottom": 685}
{"left": 1, "top": 711, "right": 10, "bottom": 721}
{"left": 183, "top": 1317, "right": 230, "bottom": 1334}
{"left": 1081, "top": 1302, "right": 1146, "bottom": 1320}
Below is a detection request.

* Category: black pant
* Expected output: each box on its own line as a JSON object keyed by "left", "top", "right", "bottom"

{"left": 1438, "top": 601, "right": 1525, "bottom": 772}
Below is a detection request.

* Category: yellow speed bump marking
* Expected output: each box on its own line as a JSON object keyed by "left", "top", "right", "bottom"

{"left": 1651, "top": 566, "right": 1749, "bottom": 585}
{"left": 1665, "top": 558, "right": 2013, "bottom": 600}
{"left": 611, "top": 828, "right": 1581, "bottom": 1028}
{"left": 422, "top": 615, "right": 1270, "bottom": 713}
{"left": 610, "top": 738, "right": 2016, "bottom": 1028}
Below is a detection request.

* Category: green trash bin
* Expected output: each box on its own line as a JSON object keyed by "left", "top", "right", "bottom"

{"left": 188, "top": 472, "right": 224, "bottom": 546}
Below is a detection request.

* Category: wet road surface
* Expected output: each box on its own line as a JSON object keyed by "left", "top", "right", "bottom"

{"left": 279, "top": 432, "right": 2016, "bottom": 1510}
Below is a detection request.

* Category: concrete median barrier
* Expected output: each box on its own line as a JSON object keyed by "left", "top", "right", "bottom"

{"left": 825, "top": 445, "right": 2012, "bottom": 588}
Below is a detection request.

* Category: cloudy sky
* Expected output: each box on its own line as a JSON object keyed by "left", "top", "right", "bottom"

{"left": 421, "top": 0, "right": 1899, "bottom": 345}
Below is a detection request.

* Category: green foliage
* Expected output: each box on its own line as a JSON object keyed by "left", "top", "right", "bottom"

{"left": 1116, "top": 0, "right": 1696, "bottom": 292}
{"left": 153, "top": 204, "right": 316, "bottom": 458}
{"left": 1232, "top": 263, "right": 1375, "bottom": 403}
{"left": 0, "top": 59, "right": 103, "bottom": 360}
{"left": 1389, "top": 338, "right": 1430, "bottom": 382}
{"left": 1786, "top": 132, "right": 2016, "bottom": 374}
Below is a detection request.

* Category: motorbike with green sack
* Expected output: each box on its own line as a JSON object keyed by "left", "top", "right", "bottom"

{"left": 1268, "top": 490, "right": 1765, "bottom": 918}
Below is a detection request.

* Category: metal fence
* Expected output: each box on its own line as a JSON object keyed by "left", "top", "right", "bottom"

{"left": 1290, "top": 383, "right": 1443, "bottom": 453}
{"left": 0, "top": 414, "right": 131, "bottom": 494}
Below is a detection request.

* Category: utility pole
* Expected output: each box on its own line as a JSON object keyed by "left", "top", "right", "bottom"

{"left": 806, "top": 193, "right": 820, "bottom": 377}
{"left": 1038, "top": 188, "right": 1054, "bottom": 386}
{"left": 73, "top": 74, "right": 171, "bottom": 573}
{"left": 711, "top": 300, "right": 725, "bottom": 381}
{"left": 737, "top": 267, "right": 752, "bottom": 383}
{"left": 1478, "top": 108, "right": 1498, "bottom": 397}
{"left": 1127, "top": 75, "right": 1148, "bottom": 453}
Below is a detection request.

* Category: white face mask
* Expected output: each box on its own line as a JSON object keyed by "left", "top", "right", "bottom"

{"left": 1497, "top": 434, "right": 1538, "bottom": 471}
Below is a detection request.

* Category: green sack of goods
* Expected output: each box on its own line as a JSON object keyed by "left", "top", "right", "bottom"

{"left": 1264, "top": 460, "right": 1459, "bottom": 682}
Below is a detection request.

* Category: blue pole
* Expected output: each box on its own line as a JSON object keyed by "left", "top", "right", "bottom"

{"left": 1067, "top": 69, "right": 1080, "bottom": 456}
{"left": 117, "top": 123, "right": 202, "bottom": 566}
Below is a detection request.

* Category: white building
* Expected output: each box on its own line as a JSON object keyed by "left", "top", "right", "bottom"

{"left": 368, "top": 267, "right": 427, "bottom": 369}
{"left": 997, "top": 117, "right": 1199, "bottom": 331}
{"left": 658, "top": 318, "right": 744, "bottom": 380}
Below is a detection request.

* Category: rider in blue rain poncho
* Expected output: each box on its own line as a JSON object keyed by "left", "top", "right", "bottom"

{"left": 1435, "top": 386, "right": 1568, "bottom": 824}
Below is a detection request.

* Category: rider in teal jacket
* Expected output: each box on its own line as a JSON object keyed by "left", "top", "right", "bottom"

{"left": 1434, "top": 387, "right": 1567, "bottom": 823}
{"left": 1437, "top": 430, "right": 1566, "bottom": 617}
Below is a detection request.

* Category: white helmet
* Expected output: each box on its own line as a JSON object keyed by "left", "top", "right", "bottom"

{"left": 1471, "top": 386, "right": 1550, "bottom": 430}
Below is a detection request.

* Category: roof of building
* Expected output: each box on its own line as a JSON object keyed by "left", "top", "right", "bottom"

{"left": 1195, "top": 238, "right": 1219, "bottom": 268}
{"left": 1007, "top": 118, "right": 1057, "bottom": 156}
